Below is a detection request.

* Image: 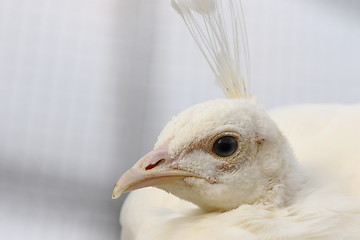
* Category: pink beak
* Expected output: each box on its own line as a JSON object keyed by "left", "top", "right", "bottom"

{"left": 112, "top": 145, "right": 202, "bottom": 199}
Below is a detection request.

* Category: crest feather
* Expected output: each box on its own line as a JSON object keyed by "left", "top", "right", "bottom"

{"left": 172, "top": 0, "right": 251, "bottom": 98}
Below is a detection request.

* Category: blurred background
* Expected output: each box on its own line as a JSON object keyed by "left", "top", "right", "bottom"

{"left": 0, "top": 0, "right": 359, "bottom": 239}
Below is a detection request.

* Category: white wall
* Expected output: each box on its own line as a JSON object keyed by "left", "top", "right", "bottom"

{"left": 0, "top": 0, "right": 359, "bottom": 239}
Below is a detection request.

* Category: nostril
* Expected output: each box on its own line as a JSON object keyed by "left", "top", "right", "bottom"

{"left": 145, "top": 159, "right": 165, "bottom": 171}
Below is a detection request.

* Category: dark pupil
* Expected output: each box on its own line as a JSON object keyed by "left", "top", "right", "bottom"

{"left": 213, "top": 136, "right": 238, "bottom": 157}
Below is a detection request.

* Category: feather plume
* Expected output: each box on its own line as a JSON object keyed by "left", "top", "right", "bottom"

{"left": 172, "top": 0, "right": 251, "bottom": 98}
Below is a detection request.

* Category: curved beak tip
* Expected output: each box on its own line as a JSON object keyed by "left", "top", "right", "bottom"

{"left": 112, "top": 190, "right": 123, "bottom": 199}
{"left": 112, "top": 183, "right": 122, "bottom": 199}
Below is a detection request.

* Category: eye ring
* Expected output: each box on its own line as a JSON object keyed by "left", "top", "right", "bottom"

{"left": 213, "top": 136, "right": 238, "bottom": 157}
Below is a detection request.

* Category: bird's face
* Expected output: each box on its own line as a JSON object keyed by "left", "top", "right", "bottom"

{"left": 113, "top": 98, "right": 293, "bottom": 211}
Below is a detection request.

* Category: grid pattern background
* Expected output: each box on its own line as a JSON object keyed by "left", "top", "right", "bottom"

{"left": 0, "top": 0, "right": 359, "bottom": 239}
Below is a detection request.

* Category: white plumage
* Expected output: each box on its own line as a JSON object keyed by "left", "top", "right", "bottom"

{"left": 119, "top": 103, "right": 360, "bottom": 240}
{"left": 113, "top": 1, "right": 360, "bottom": 239}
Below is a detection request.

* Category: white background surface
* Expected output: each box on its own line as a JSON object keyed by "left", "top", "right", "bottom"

{"left": 0, "top": 0, "right": 359, "bottom": 239}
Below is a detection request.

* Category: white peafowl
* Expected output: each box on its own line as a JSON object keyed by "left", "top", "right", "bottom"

{"left": 112, "top": 0, "right": 360, "bottom": 239}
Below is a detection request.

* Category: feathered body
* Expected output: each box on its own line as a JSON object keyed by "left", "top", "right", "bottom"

{"left": 122, "top": 187, "right": 360, "bottom": 240}
{"left": 113, "top": 0, "right": 360, "bottom": 239}
{"left": 120, "top": 102, "right": 360, "bottom": 240}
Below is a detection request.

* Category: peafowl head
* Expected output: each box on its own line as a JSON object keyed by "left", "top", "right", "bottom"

{"left": 112, "top": 98, "right": 301, "bottom": 211}
{"left": 112, "top": 0, "right": 302, "bottom": 212}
